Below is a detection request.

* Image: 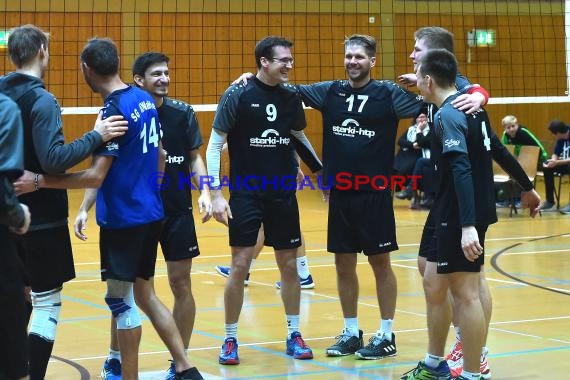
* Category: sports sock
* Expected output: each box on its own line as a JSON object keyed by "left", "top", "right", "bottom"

{"left": 286, "top": 314, "right": 300, "bottom": 337}
{"left": 109, "top": 348, "right": 121, "bottom": 361}
{"left": 424, "top": 353, "right": 444, "bottom": 369}
{"left": 379, "top": 319, "right": 393, "bottom": 338}
{"left": 296, "top": 256, "right": 310, "bottom": 279}
{"left": 343, "top": 318, "right": 359, "bottom": 337}
{"left": 225, "top": 323, "right": 238, "bottom": 339}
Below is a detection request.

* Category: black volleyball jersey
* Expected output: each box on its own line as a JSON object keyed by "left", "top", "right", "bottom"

{"left": 432, "top": 93, "right": 497, "bottom": 228}
{"left": 212, "top": 77, "right": 305, "bottom": 195}
{"left": 299, "top": 80, "right": 423, "bottom": 191}
{"left": 159, "top": 98, "right": 203, "bottom": 215}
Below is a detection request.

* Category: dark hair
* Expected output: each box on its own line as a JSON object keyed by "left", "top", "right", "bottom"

{"left": 7, "top": 24, "right": 50, "bottom": 67}
{"left": 418, "top": 49, "right": 457, "bottom": 88}
{"left": 132, "top": 52, "right": 170, "bottom": 78}
{"left": 254, "top": 36, "right": 293, "bottom": 69}
{"left": 344, "top": 34, "right": 377, "bottom": 57}
{"left": 547, "top": 119, "right": 568, "bottom": 134}
{"left": 414, "top": 27, "right": 455, "bottom": 53}
{"left": 80, "top": 38, "right": 119, "bottom": 76}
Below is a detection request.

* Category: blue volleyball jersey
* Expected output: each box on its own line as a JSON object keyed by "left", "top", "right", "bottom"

{"left": 94, "top": 86, "right": 164, "bottom": 229}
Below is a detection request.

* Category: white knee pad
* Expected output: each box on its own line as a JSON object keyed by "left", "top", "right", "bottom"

{"left": 105, "top": 280, "right": 141, "bottom": 330}
{"left": 29, "top": 287, "right": 62, "bottom": 342}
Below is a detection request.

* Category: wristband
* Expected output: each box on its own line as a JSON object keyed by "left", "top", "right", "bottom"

{"left": 34, "top": 173, "right": 40, "bottom": 191}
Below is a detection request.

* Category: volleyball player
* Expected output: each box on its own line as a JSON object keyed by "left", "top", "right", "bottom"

{"left": 232, "top": 34, "right": 425, "bottom": 360}
{"left": 206, "top": 36, "right": 321, "bottom": 365}
{"left": 0, "top": 24, "right": 127, "bottom": 380}
{"left": 0, "top": 93, "right": 31, "bottom": 380}
{"left": 401, "top": 48, "right": 540, "bottom": 380}
{"left": 16, "top": 38, "right": 204, "bottom": 380}
{"left": 399, "top": 26, "right": 494, "bottom": 378}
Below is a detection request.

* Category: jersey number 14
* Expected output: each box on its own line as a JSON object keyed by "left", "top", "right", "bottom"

{"left": 140, "top": 117, "right": 159, "bottom": 153}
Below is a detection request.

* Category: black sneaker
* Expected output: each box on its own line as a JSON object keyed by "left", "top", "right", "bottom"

{"left": 355, "top": 332, "right": 397, "bottom": 360}
{"left": 325, "top": 329, "right": 363, "bottom": 356}
{"left": 174, "top": 367, "right": 204, "bottom": 380}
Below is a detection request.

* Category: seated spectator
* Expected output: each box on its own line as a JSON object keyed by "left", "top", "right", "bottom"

{"left": 395, "top": 113, "right": 427, "bottom": 200}
{"left": 540, "top": 120, "right": 570, "bottom": 212}
{"left": 501, "top": 115, "right": 549, "bottom": 161}
{"left": 497, "top": 115, "right": 549, "bottom": 208}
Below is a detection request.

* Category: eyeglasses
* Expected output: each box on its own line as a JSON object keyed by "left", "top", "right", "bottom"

{"left": 271, "top": 57, "right": 294, "bottom": 65}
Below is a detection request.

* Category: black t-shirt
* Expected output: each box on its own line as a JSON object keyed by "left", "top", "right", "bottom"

{"left": 159, "top": 98, "right": 203, "bottom": 215}
{"left": 299, "top": 79, "right": 423, "bottom": 191}
{"left": 432, "top": 93, "right": 497, "bottom": 228}
{"left": 212, "top": 77, "right": 306, "bottom": 196}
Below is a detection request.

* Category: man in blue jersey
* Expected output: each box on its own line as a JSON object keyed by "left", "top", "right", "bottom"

{"left": 0, "top": 24, "right": 128, "bottom": 380}
{"left": 207, "top": 36, "right": 322, "bottom": 365}
{"left": 96, "top": 51, "right": 213, "bottom": 380}
{"left": 16, "top": 38, "right": 204, "bottom": 380}
{"left": 401, "top": 48, "right": 540, "bottom": 380}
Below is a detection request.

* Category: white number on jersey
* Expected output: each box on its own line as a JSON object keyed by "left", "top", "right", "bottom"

{"left": 140, "top": 116, "right": 159, "bottom": 154}
{"left": 266, "top": 104, "right": 277, "bottom": 121}
{"left": 481, "top": 121, "right": 491, "bottom": 151}
{"left": 345, "top": 94, "right": 369, "bottom": 112}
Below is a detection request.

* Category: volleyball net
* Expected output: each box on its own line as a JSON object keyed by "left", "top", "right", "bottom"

{"left": 1, "top": 0, "right": 569, "bottom": 114}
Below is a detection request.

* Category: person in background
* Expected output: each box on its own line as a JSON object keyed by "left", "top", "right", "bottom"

{"left": 540, "top": 119, "right": 570, "bottom": 213}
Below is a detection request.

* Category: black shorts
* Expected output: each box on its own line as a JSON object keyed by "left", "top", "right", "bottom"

{"left": 100, "top": 221, "right": 162, "bottom": 282}
{"left": 0, "top": 233, "right": 28, "bottom": 379}
{"left": 15, "top": 225, "right": 75, "bottom": 291}
{"left": 327, "top": 189, "right": 398, "bottom": 255}
{"left": 228, "top": 192, "right": 301, "bottom": 250}
{"left": 435, "top": 224, "right": 488, "bottom": 274}
{"left": 160, "top": 213, "right": 200, "bottom": 262}
{"left": 419, "top": 210, "right": 436, "bottom": 259}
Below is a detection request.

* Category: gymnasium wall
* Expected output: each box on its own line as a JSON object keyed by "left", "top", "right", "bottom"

{"left": 0, "top": 0, "right": 566, "bottom": 171}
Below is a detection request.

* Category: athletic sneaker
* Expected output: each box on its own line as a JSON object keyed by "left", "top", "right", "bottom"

{"left": 400, "top": 360, "right": 453, "bottom": 380}
{"left": 447, "top": 340, "right": 492, "bottom": 380}
{"left": 166, "top": 360, "right": 176, "bottom": 380}
{"left": 455, "top": 376, "right": 484, "bottom": 380}
{"left": 286, "top": 331, "right": 314, "bottom": 359}
{"left": 479, "top": 347, "right": 492, "bottom": 379}
{"left": 174, "top": 366, "right": 204, "bottom": 380}
{"left": 215, "top": 266, "right": 250, "bottom": 286}
{"left": 275, "top": 274, "right": 315, "bottom": 289}
{"left": 325, "top": 329, "right": 364, "bottom": 356}
{"left": 101, "top": 358, "right": 121, "bottom": 380}
{"left": 219, "top": 337, "right": 240, "bottom": 365}
{"left": 539, "top": 201, "right": 557, "bottom": 212}
{"left": 446, "top": 339, "right": 463, "bottom": 378}
{"left": 355, "top": 332, "right": 397, "bottom": 360}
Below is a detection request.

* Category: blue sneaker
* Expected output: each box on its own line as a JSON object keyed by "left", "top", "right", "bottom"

{"left": 400, "top": 360, "right": 452, "bottom": 380}
{"left": 215, "top": 266, "right": 250, "bottom": 286}
{"left": 286, "top": 331, "right": 313, "bottom": 359}
{"left": 275, "top": 274, "right": 315, "bottom": 289}
{"left": 219, "top": 337, "right": 240, "bottom": 365}
{"left": 166, "top": 360, "right": 176, "bottom": 380}
{"left": 101, "top": 358, "right": 121, "bottom": 380}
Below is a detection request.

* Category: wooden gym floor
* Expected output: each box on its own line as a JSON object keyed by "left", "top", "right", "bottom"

{"left": 45, "top": 184, "right": 570, "bottom": 379}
